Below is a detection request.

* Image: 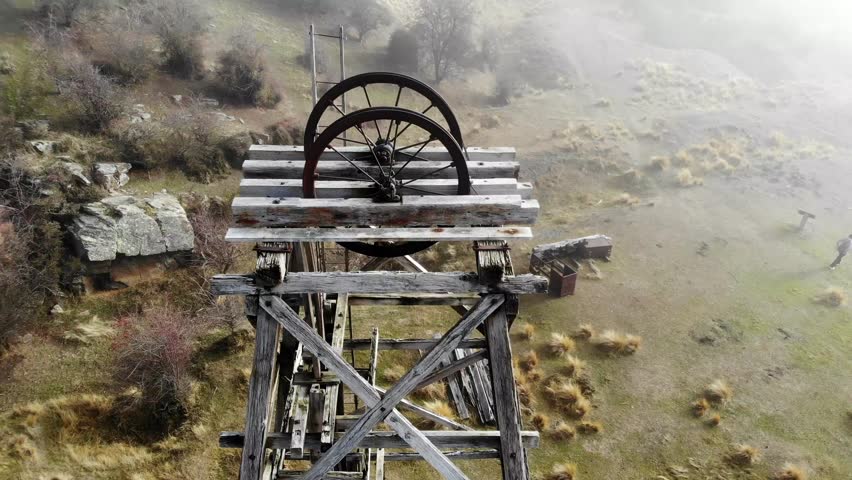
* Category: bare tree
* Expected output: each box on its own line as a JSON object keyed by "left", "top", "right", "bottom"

{"left": 415, "top": 0, "right": 476, "bottom": 83}
{"left": 53, "top": 53, "right": 124, "bottom": 131}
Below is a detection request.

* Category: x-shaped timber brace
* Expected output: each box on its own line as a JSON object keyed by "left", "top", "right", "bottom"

{"left": 213, "top": 241, "right": 546, "bottom": 480}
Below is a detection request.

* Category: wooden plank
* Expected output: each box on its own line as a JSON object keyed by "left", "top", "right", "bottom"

{"left": 485, "top": 304, "right": 530, "bottom": 480}
{"left": 260, "top": 296, "right": 471, "bottom": 480}
{"left": 368, "top": 328, "right": 380, "bottom": 385}
{"left": 220, "top": 430, "right": 541, "bottom": 449}
{"left": 348, "top": 293, "right": 480, "bottom": 306}
{"left": 278, "top": 471, "right": 362, "bottom": 479}
{"left": 454, "top": 349, "right": 477, "bottom": 420}
{"left": 211, "top": 272, "right": 549, "bottom": 296}
{"left": 531, "top": 234, "right": 612, "bottom": 262}
{"left": 377, "top": 450, "right": 499, "bottom": 462}
{"left": 248, "top": 145, "right": 516, "bottom": 162}
{"left": 239, "top": 178, "right": 532, "bottom": 199}
{"left": 300, "top": 295, "right": 504, "bottom": 480}
{"left": 373, "top": 386, "right": 471, "bottom": 431}
{"left": 255, "top": 242, "right": 291, "bottom": 287}
{"left": 308, "top": 385, "right": 325, "bottom": 433}
{"left": 375, "top": 448, "right": 385, "bottom": 480}
{"left": 242, "top": 159, "right": 520, "bottom": 180}
{"left": 231, "top": 196, "right": 539, "bottom": 228}
{"left": 321, "top": 293, "right": 348, "bottom": 445}
{"left": 239, "top": 310, "right": 281, "bottom": 480}
{"left": 226, "top": 226, "right": 534, "bottom": 244}
{"left": 415, "top": 350, "right": 488, "bottom": 391}
{"left": 342, "top": 338, "right": 487, "bottom": 351}
{"left": 463, "top": 350, "right": 495, "bottom": 424}
{"left": 475, "top": 240, "right": 510, "bottom": 285}
{"left": 288, "top": 385, "right": 310, "bottom": 459}
{"left": 437, "top": 354, "right": 471, "bottom": 421}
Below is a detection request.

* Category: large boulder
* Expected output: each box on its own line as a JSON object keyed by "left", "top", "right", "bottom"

{"left": 93, "top": 162, "right": 131, "bottom": 191}
{"left": 70, "top": 193, "right": 194, "bottom": 262}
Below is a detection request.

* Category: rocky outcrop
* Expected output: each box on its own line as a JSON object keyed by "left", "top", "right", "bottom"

{"left": 61, "top": 161, "right": 92, "bottom": 186}
{"left": 93, "top": 163, "right": 131, "bottom": 191}
{"left": 70, "top": 193, "right": 194, "bottom": 262}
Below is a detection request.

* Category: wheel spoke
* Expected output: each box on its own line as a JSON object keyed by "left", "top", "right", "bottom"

{"left": 394, "top": 136, "right": 434, "bottom": 177}
{"left": 334, "top": 136, "right": 370, "bottom": 146}
{"left": 385, "top": 86, "right": 403, "bottom": 140}
{"left": 400, "top": 162, "right": 453, "bottom": 186}
{"left": 389, "top": 104, "right": 433, "bottom": 144}
{"left": 328, "top": 145, "right": 382, "bottom": 186}
{"left": 395, "top": 139, "right": 431, "bottom": 153}
{"left": 361, "top": 85, "right": 382, "bottom": 137}
{"left": 399, "top": 184, "right": 448, "bottom": 196}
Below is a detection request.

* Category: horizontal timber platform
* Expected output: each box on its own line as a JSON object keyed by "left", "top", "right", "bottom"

{"left": 232, "top": 195, "right": 539, "bottom": 228}
{"left": 219, "top": 430, "right": 540, "bottom": 449}
{"left": 225, "top": 226, "right": 533, "bottom": 243}
{"left": 242, "top": 159, "right": 520, "bottom": 179}
{"left": 342, "top": 338, "right": 487, "bottom": 350}
{"left": 348, "top": 293, "right": 481, "bottom": 306}
{"left": 211, "top": 271, "right": 549, "bottom": 295}
{"left": 239, "top": 178, "right": 533, "bottom": 199}
{"left": 248, "top": 144, "right": 516, "bottom": 162}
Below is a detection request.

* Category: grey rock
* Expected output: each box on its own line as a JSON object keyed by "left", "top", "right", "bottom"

{"left": 70, "top": 193, "right": 194, "bottom": 262}
{"left": 61, "top": 162, "right": 92, "bottom": 186}
{"left": 198, "top": 97, "right": 219, "bottom": 107}
{"left": 30, "top": 140, "right": 54, "bottom": 154}
{"left": 250, "top": 131, "right": 270, "bottom": 145}
{"left": 210, "top": 111, "right": 236, "bottom": 122}
{"left": 16, "top": 119, "right": 49, "bottom": 139}
{"left": 93, "top": 162, "right": 132, "bottom": 191}
{"left": 0, "top": 52, "right": 14, "bottom": 75}
{"left": 171, "top": 94, "right": 183, "bottom": 105}
{"left": 51, "top": 304, "right": 64, "bottom": 315}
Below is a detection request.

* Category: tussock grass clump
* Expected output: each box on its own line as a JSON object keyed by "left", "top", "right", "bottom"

{"left": 706, "top": 413, "right": 721, "bottom": 427}
{"left": 648, "top": 155, "right": 671, "bottom": 171}
{"left": 526, "top": 369, "right": 543, "bottom": 382}
{"left": 417, "top": 401, "right": 456, "bottom": 429}
{"left": 383, "top": 365, "right": 406, "bottom": 383}
{"left": 566, "top": 397, "right": 592, "bottom": 419}
{"left": 517, "top": 383, "right": 534, "bottom": 407}
{"left": 415, "top": 382, "right": 447, "bottom": 400}
{"left": 814, "top": 287, "right": 847, "bottom": 307}
{"left": 548, "top": 333, "right": 576, "bottom": 357}
{"left": 519, "top": 350, "right": 539, "bottom": 372}
{"left": 5, "top": 434, "right": 37, "bottom": 460}
{"left": 545, "top": 379, "right": 583, "bottom": 405}
{"left": 577, "top": 421, "right": 602, "bottom": 434}
{"left": 676, "top": 168, "right": 703, "bottom": 187}
{"left": 547, "top": 463, "right": 578, "bottom": 480}
{"left": 563, "top": 355, "right": 586, "bottom": 377}
{"left": 517, "top": 322, "right": 536, "bottom": 341}
{"left": 692, "top": 398, "right": 710, "bottom": 417}
{"left": 63, "top": 316, "right": 115, "bottom": 344}
{"left": 572, "top": 324, "right": 595, "bottom": 340}
{"left": 592, "top": 330, "right": 641, "bottom": 355}
{"left": 611, "top": 192, "right": 640, "bottom": 206}
{"left": 531, "top": 413, "right": 550, "bottom": 431}
{"left": 727, "top": 444, "right": 760, "bottom": 466}
{"left": 774, "top": 464, "right": 807, "bottom": 480}
{"left": 550, "top": 421, "right": 576, "bottom": 440}
{"left": 704, "top": 379, "right": 733, "bottom": 404}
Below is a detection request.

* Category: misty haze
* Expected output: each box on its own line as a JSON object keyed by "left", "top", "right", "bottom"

{"left": 0, "top": 1, "right": 850, "bottom": 480}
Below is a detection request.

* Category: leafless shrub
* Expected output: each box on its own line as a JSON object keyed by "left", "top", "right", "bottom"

{"left": 54, "top": 53, "right": 123, "bottom": 132}
{"left": 90, "top": 9, "right": 158, "bottom": 84}
{"left": 38, "top": 0, "right": 97, "bottom": 27}
{"left": 415, "top": 0, "right": 477, "bottom": 83}
{"left": 151, "top": 0, "right": 206, "bottom": 78}
{"left": 187, "top": 198, "right": 243, "bottom": 274}
{"left": 386, "top": 28, "right": 419, "bottom": 73}
{"left": 215, "top": 33, "right": 279, "bottom": 107}
{"left": 112, "top": 306, "right": 206, "bottom": 424}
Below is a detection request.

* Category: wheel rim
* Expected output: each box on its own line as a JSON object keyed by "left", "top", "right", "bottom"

{"left": 304, "top": 72, "right": 464, "bottom": 154}
{"left": 303, "top": 107, "right": 470, "bottom": 258}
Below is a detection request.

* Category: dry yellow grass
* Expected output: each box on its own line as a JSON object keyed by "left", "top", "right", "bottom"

{"left": 727, "top": 444, "right": 760, "bottom": 466}
{"left": 547, "top": 462, "right": 578, "bottom": 480}
{"left": 383, "top": 365, "right": 406, "bottom": 383}
{"left": 548, "top": 333, "right": 576, "bottom": 357}
{"left": 577, "top": 420, "right": 602, "bottom": 434}
{"left": 814, "top": 287, "right": 847, "bottom": 307}
{"left": 676, "top": 168, "right": 703, "bottom": 187}
{"left": 572, "top": 324, "right": 595, "bottom": 340}
{"left": 62, "top": 315, "right": 115, "bottom": 344}
{"left": 610, "top": 192, "right": 640, "bottom": 206}
{"left": 531, "top": 413, "right": 550, "bottom": 431}
{"left": 519, "top": 350, "right": 539, "bottom": 372}
{"left": 563, "top": 354, "right": 586, "bottom": 377}
{"left": 526, "top": 368, "right": 544, "bottom": 382}
{"left": 566, "top": 397, "right": 592, "bottom": 419}
{"left": 704, "top": 379, "right": 733, "bottom": 404}
{"left": 415, "top": 382, "right": 447, "bottom": 400}
{"left": 550, "top": 421, "right": 577, "bottom": 440}
{"left": 774, "top": 464, "right": 807, "bottom": 480}
{"left": 591, "top": 330, "right": 641, "bottom": 355}
{"left": 706, "top": 413, "right": 721, "bottom": 427}
{"left": 545, "top": 379, "right": 584, "bottom": 405}
{"left": 518, "top": 322, "right": 536, "bottom": 341}
{"left": 692, "top": 398, "right": 710, "bottom": 417}
{"left": 417, "top": 401, "right": 456, "bottom": 429}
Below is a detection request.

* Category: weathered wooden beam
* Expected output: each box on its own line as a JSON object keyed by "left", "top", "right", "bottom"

{"left": 260, "top": 296, "right": 471, "bottom": 480}
{"left": 277, "top": 471, "right": 362, "bottom": 479}
{"left": 211, "top": 272, "right": 549, "bottom": 296}
{"left": 288, "top": 385, "right": 310, "bottom": 459}
{"left": 415, "top": 350, "right": 488, "bottom": 391}
{"left": 373, "top": 386, "right": 471, "bottom": 431}
{"left": 239, "top": 310, "right": 281, "bottom": 480}
{"left": 302, "top": 295, "right": 504, "bottom": 480}
{"left": 486, "top": 304, "right": 530, "bottom": 480}
{"left": 439, "top": 351, "right": 471, "bottom": 421}
{"left": 255, "top": 242, "right": 291, "bottom": 287}
{"left": 530, "top": 234, "right": 613, "bottom": 262}
{"left": 220, "top": 430, "right": 541, "bottom": 449}
{"left": 225, "top": 226, "right": 534, "bottom": 244}
{"left": 475, "top": 240, "right": 510, "bottom": 285}
{"left": 242, "top": 159, "right": 520, "bottom": 180}
{"left": 321, "top": 293, "right": 348, "bottom": 445}
{"left": 248, "top": 145, "right": 516, "bottom": 162}
{"left": 231, "top": 195, "right": 539, "bottom": 228}
{"left": 239, "top": 178, "right": 532, "bottom": 199}
{"left": 375, "top": 448, "right": 385, "bottom": 479}
{"left": 375, "top": 450, "right": 501, "bottom": 462}
{"left": 348, "top": 293, "right": 480, "bottom": 306}
{"left": 342, "top": 338, "right": 487, "bottom": 351}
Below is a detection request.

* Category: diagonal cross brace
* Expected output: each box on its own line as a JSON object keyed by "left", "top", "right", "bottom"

{"left": 260, "top": 294, "right": 504, "bottom": 480}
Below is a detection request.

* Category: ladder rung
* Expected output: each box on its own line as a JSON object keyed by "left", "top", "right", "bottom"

{"left": 316, "top": 80, "right": 338, "bottom": 85}
{"left": 313, "top": 33, "right": 342, "bottom": 39}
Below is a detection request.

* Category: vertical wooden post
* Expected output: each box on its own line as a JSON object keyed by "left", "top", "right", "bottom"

{"left": 240, "top": 307, "right": 281, "bottom": 479}
{"left": 485, "top": 303, "right": 529, "bottom": 480}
